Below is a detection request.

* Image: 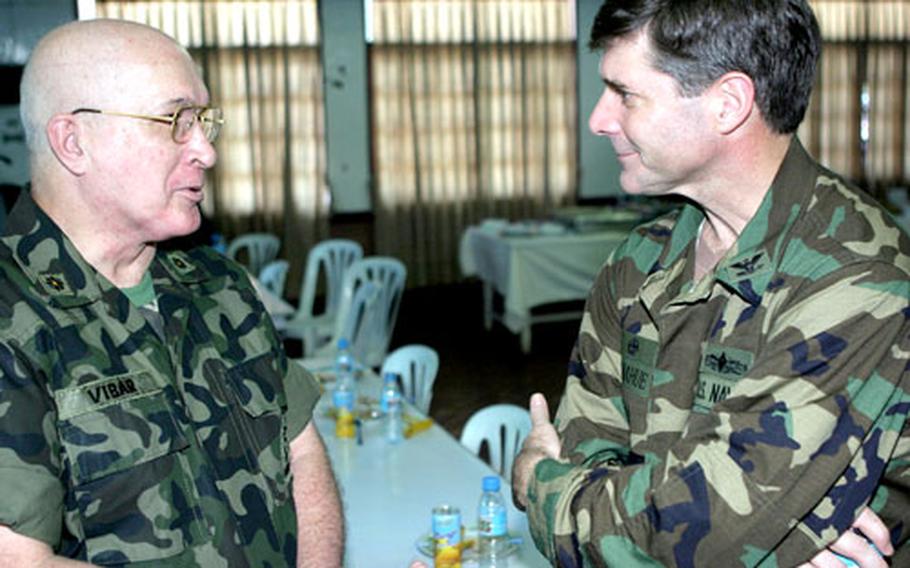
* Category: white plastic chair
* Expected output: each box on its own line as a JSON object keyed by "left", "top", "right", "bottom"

{"left": 280, "top": 239, "right": 363, "bottom": 355}
{"left": 336, "top": 281, "right": 382, "bottom": 364}
{"left": 258, "top": 259, "right": 289, "bottom": 299}
{"left": 380, "top": 345, "right": 440, "bottom": 414}
{"left": 459, "top": 404, "right": 532, "bottom": 479}
{"left": 226, "top": 233, "right": 281, "bottom": 276}
{"left": 312, "top": 256, "right": 407, "bottom": 369}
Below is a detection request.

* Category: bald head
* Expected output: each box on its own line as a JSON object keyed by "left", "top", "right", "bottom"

{"left": 20, "top": 19, "right": 197, "bottom": 158}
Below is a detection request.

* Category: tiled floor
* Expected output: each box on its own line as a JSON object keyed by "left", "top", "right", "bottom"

{"left": 390, "top": 281, "right": 580, "bottom": 438}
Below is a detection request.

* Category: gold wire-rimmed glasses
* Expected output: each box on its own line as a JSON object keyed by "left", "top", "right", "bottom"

{"left": 70, "top": 105, "right": 224, "bottom": 143}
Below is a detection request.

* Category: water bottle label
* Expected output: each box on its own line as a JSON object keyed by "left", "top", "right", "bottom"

{"left": 332, "top": 389, "right": 354, "bottom": 411}
{"left": 479, "top": 509, "right": 507, "bottom": 537}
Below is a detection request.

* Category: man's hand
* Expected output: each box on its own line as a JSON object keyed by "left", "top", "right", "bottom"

{"left": 511, "top": 393, "right": 562, "bottom": 511}
{"left": 798, "top": 507, "right": 893, "bottom": 568}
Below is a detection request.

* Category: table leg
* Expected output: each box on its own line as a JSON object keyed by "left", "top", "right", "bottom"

{"left": 483, "top": 281, "right": 493, "bottom": 331}
{"left": 520, "top": 322, "right": 531, "bottom": 353}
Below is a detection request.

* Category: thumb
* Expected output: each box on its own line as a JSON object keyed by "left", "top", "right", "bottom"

{"left": 529, "top": 393, "right": 551, "bottom": 426}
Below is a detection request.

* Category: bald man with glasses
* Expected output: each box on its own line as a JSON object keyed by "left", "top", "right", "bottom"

{"left": 0, "top": 19, "right": 342, "bottom": 567}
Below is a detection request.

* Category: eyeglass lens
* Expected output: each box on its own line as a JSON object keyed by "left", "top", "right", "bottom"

{"left": 174, "top": 107, "right": 222, "bottom": 143}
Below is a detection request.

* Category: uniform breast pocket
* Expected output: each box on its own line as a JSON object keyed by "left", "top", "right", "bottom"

{"left": 56, "top": 373, "right": 199, "bottom": 565}
{"left": 217, "top": 351, "right": 292, "bottom": 507}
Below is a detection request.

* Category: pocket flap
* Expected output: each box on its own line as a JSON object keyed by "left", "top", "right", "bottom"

{"left": 57, "top": 376, "right": 188, "bottom": 484}
{"left": 226, "top": 352, "right": 287, "bottom": 417}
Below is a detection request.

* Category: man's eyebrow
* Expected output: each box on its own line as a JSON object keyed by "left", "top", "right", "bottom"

{"left": 159, "top": 97, "right": 201, "bottom": 110}
{"left": 602, "top": 77, "right": 631, "bottom": 94}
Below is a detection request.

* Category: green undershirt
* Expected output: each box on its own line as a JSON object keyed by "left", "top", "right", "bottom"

{"left": 121, "top": 272, "right": 156, "bottom": 308}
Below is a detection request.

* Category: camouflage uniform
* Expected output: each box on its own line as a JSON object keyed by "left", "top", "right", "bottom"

{"left": 527, "top": 140, "right": 910, "bottom": 567}
{"left": 0, "top": 190, "right": 321, "bottom": 566}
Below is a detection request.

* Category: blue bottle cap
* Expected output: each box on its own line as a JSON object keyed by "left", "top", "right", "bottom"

{"left": 338, "top": 338, "right": 349, "bottom": 349}
{"left": 482, "top": 476, "right": 500, "bottom": 492}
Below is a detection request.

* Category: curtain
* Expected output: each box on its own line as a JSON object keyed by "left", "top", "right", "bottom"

{"left": 801, "top": 1, "right": 910, "bottom": 195}
{"left": 96, "top": 0, "right": 330, "bottom": 290}
{"left": 368, "top": 0, "right": 577, "bottom": 286}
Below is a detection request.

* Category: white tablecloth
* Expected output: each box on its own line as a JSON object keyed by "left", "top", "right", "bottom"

{"left": 302, "top": 358, "right": 549, "bottom": 567}
{"left": 460, "top": 225, "right": 627, "bottom": 351}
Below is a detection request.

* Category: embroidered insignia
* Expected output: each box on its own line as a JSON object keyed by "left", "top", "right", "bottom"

{"left": 694, "top": 343, "right": 754, "bottom": 413}
{"left": 730, "top": 253, "right": 764, "bottom": 276}
{"left": 42, "top": 273, "right": 70, "bottom": 294}
{"left": 166, "top": 251, "right": 195, "bottom": 274}
{"left": 704, "top": 352, "right": 748, "bottom": 376}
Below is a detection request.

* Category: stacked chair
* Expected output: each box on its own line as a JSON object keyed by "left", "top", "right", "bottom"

{"left": 226, "top": 232, "right": 281, "bottom": 276}
{"left": 258, "top": 259, "right": 290, "bottom": 299}
{"left": 279, "top": 239, "right": 363, "bottom": 354}
{"left": 380, "top": 344, "right": 440, "bottom": 414}
{"left": 460, "top": 404, "right": 532, "bottom": 479}
{"left": 309, "top": 256, "right": 407, "bottom": 369}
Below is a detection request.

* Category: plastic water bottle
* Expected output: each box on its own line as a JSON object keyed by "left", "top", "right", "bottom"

{"left": 332, "top": 339, "right": 356, "bottom": 438}
{"left": 334, "top": 338, "right": 355, "bottom": 384}
{"left": 477, "top": 475, "right": 508, "bottom": 563}
{"left": 380, "top": 372, "right": 403, "bottom": 444}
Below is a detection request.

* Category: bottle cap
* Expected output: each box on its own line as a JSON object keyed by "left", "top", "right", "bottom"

{"left": 482, "top": 476, "right": 500, "bottom": 492}
{"left": 338, "top": 338, "right": 349, "bottom": 349}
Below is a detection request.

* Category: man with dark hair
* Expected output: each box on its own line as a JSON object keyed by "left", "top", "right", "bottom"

{"left": 512, "top": 1, "right": 910, "bottom": 566}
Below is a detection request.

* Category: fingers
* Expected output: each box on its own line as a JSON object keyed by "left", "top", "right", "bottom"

{"left": 804, "top": 548, "right": 847, "bottom": 568}
{"left": 853, "top": 507, "right": 894, "bottom": 556}
{"left": 829, "top": 530, "right": 888, "bottom": 568}
{"left": 529, "top": 392, "right": 551, "bottom": 426}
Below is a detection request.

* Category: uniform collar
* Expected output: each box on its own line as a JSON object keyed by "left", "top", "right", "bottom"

{"left": 713, "top": 138, "right": 818, "bottom": 301}
{"left": 653, "top": 138, "right": 819, "bottom": 305}
{"left": 3, "top": 189, "right": 211, "bottom": 308}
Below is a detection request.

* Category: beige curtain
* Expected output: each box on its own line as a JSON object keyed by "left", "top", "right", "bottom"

{"left": 96, "top": 0, "right": 330, "bottom": 290}
{"left": 369, "top": 0, "right": 577, "bottom": 286}
{"left": 802, "top": 1, "right": 910, "bottom": 193}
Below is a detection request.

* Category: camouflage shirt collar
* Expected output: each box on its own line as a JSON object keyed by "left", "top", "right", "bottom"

{"left": 663, "top": 138, "right": 817, "bottom": 303}
{"left": 4, "top": 189, "right": 210, "bottom": 307}
{"left": 3, "top": 189, "right": 101, "bottom": 306}
{"left": 712, "top": 138, "right": 817, "bottom": 299}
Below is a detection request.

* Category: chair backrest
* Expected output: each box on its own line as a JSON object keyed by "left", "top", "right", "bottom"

{"left": 258, "top": 259, "right": 290, "bottom": 299}
{"left": 331, "top": 256, "right": 407, "bottom": 368}
{"left": 297, "top": 239, "right": 364, "bottom": 323}
{"left": 337, "top": 281, "right": 382, "bottom": 363}
{"left": 380, "top": 345, "right": 439, "bottom": 414}
{"left": 226, "top": 233, "right": 281, "bottom": 276}
{"left": 459, "top": 404, "right": 532, "bottom": 479}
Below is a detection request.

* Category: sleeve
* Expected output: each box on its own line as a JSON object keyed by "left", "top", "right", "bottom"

{"left": 284, "top": 359, "right": 323, "bottom": 440}
{"left": 526, "top": 263, "right": 910, "bottom": 567}
{"left": 0, "top": 339, "right": 65, "bottom": 547}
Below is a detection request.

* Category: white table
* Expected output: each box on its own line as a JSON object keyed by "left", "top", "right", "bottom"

{"left": 460, "top": 225, "right": 627, "bottom": 352}
{"left": 302, "top": 359, "right": 549, "bottom": 567}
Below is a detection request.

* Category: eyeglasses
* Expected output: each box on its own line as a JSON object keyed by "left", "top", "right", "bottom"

{"left": 70, "top": 105, "right": 224, "bottom": 144}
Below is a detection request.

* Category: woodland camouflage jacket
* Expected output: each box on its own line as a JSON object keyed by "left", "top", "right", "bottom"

{"left": 0, "top": 191, "right": 321, "bottom": 566}
{"left": 527, "top": 140, "right": 910, "bottom": 567}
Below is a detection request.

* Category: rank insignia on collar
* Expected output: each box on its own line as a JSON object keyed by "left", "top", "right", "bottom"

{"left": 729, "top": 252, "right": 767, "bottom": 277}
{"left": 166, "top": 252, "right": 195, "bottom": 274}
{"left": 42, "top": 273, "right": 71, "bottom": 294}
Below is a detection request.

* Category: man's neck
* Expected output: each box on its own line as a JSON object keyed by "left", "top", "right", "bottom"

{"left": 32, "top": 178, "right": 156, "bottom": 288}
{"left": 690, "top": 133, "right": 793, "bottom": 279}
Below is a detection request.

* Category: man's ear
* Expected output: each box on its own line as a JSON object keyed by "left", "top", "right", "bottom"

{"left": 45, "top": 113, "right": 89, "bottom": 176}
{"left": 710, "top": 72, "right": 755, "bottom": 135}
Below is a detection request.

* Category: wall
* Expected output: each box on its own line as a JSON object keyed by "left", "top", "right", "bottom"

{"left": 0, "top": 0, "right": 76, "bottom": 193}
{"left": 576, "top": 0, "right": 622, "bottom": 200}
